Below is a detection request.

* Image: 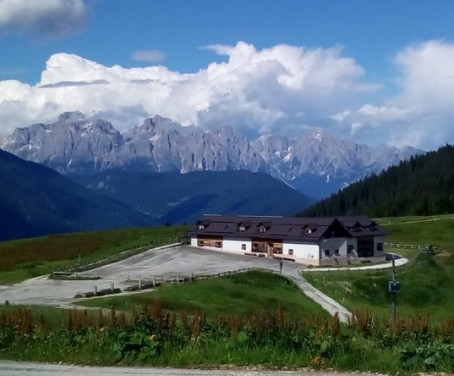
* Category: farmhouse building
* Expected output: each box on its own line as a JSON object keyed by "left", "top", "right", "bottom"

{"left": 189, "top": 215, "right": 386, "bottom": 266}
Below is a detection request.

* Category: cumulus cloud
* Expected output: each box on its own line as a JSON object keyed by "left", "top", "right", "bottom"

{"left": 131, "top": 50, "right": 166, "bottom": 64}
{"left": 0, "top": 0, "right": 87, "bottom": 38}
{"left": 0, "top": 42, "right": 375, "bottom": 135}
{"left": 332, "top": 40, "right": 454, "bottom": 149}
{"left": 1, "top": 40, "right": 453, "bottom": 150}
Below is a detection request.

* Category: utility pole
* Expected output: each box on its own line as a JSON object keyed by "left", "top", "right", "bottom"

{"left": 389, "top": 254, "right": 401, "bottom": 322}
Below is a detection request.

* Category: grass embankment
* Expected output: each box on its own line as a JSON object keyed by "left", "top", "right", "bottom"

{"left": 0, "top": 226, "right": 187, "bottom": 284}
{"left": 305, "top": 214, "right": 454, "bottom": 322}
{"left": 78, "top": 269, "right": 327, "bottom": 318}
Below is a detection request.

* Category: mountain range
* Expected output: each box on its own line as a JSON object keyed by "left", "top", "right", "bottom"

{"left": 0, "top": 112, "right": 421, "bottom": 199}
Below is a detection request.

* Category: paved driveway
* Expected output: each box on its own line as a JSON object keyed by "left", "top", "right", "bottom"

{"left": 0, "top": 245, "right": 352, "bottom": 321}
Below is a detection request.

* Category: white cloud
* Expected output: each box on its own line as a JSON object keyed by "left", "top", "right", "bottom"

{"left": 331, "top": 40, "right": 454, "bottom": 150}
{"left": 0, "top": 42, "right": 374, "bottom": 136}
{"left": 0, "top": 0, "right": 87, "bottom": 37}
{"left": 131, "top": 50, "right": 166, "bottom": 64}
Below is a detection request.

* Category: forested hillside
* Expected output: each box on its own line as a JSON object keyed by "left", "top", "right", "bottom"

{"left": 303, "top": 144, "right": 454, "bottom": 217}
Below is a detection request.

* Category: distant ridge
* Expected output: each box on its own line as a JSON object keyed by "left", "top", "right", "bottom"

{"left": 70, "top": 169, "right": 314, "bottom": 225}
{"left": 0, "top": 149, "right": 153, "bottom": 241}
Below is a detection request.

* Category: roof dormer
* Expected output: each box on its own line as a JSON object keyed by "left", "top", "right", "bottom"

{"left": 197, "top": 219, "right": 211, "bottom": 230}
{"left": 303, "top": 223, "right": 318, "bottom": 235}
{"left": 237, "top": 220, "right": 251, "bottom": 232}
{"left": 257, "top": 221, "right": 272, "bottom": 233}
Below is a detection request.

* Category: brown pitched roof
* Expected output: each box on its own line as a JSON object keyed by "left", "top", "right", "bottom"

{"left": 189, "top": 214, "right": 385, "bottom": 242}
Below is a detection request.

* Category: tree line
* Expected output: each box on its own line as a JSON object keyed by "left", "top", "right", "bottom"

{"left": 303, "top": 144, "right": 454, "bottom": 217}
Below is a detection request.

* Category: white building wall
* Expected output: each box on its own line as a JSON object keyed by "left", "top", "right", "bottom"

{"left": 320, "top": 238, "right": 348, "bottom": 258}
{"left": 374, "top": 235, "right": 386, "bottom": 256}
{"left": 190, "top": 237, "right": 198, "bottom": 247}
{"left": 223, "top": 237, "right": 251, "bottom": 253}
{"left": 283, "top": 242, "right": 319, "bottom": 260}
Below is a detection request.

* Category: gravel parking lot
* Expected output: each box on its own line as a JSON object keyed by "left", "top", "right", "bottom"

{"left": 0, "top": 245, "right": 351, "bottom": 321}
{"left": 0, "top": 246, "right": 298, "bottom": 306}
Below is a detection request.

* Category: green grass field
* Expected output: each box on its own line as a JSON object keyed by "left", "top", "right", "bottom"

{"left": 0, "top": 226, "right": 187, "bottom": 284}
{"left": 78, "top": 269, "right": 328, "bottom": 318}
{"left": 305, "top": 214, "right": 454, "bottom": 322}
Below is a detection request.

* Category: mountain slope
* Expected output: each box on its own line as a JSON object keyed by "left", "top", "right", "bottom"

{"left": 0, "top": 112, "right": 421, "bottom": 199}
{"left": 0, "top": 149, "right": 153, "bottom": 241}
{"left": 71, "top": 170, "right": 314, "bottom": 224}
{"left": 303, "top": 144, "right": 454, "bottom": 217}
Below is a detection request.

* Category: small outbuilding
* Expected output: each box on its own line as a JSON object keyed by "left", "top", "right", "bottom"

{"left": 189, "top": 214, "right": 386, "bottom": 266}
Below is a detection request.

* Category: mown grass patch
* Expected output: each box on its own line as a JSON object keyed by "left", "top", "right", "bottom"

{"left": 0, "top": 226, "right": 187, "bottom": 284}
{"left": 78, "top": 270, "right": 328, "bottom": 318}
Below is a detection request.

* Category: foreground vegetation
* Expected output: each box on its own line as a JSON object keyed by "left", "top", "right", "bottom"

{"left": 2, "top": 270, "right": 454, "bottom": 372}
{"left": 0, "top": 226, "right": 187, "bottom": 284}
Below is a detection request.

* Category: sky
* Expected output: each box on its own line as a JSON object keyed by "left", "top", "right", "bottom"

{"left": 1, "top": 0, "right": 454, "bottom": 151}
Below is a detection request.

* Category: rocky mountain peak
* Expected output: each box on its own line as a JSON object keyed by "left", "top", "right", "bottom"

{"left": 0, "top": 113, "right": 422, "bottom": 198}
{"left": 57, "top": 111, "right": 86, "bottom": 123}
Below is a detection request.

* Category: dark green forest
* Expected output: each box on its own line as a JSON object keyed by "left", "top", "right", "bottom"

{"left": 303, "top": 144, "right": 454, "bottom": 217}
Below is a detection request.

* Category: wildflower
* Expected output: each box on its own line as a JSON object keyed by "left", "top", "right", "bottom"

{"left": 312, "top": 355, "right": 322, "bottom": 365}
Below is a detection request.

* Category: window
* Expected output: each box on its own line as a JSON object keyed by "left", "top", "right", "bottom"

{"left": 198, "top": 224, "right": 205, "bottom": 230}
{"left": 198, "top": 240, "right": 204, "bottom": 246}
{"left": 304, "top": 228, "right": 312, "bottom": 235}
{"left": 274, "top": 247, "right": 283, "bottom": 254}
{"left": 347, "top": 245, "right": 354, "bottom": 253}
{"left": 324, "top": 249, "right": 330, "bottom": 256}
{"left": 288, "top": 249, "right": 294, "bottom": 256}
{"left": 241, "top": 244, "right": 246, "bottom": 250}
{"left": 335, "top": 249, "right": 340, "bottom": 256}
{"left": 377, "top": 243, "right": 383, "bottom": 251}
{"left": 215, "top": 242, "right": 222, "bottom": 248}
{"left": 239, "top": 225, "right": 246, "bottom": 232}
{"left": 259, "top": 225, "right": 266, "bottom": 233}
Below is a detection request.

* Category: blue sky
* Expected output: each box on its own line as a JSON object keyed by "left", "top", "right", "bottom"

{"left": 1, "top": 0, "right": 454, "bottom": 150}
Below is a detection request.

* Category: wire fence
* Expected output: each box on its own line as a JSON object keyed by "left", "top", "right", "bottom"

{"left": 385, "top": 242, "right": 439, "bottom": 253}
{"left": 73, "top": 267, "right": 280, "bottom": 299}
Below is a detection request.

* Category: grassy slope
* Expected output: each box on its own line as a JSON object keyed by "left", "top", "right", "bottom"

{"left": 78, "top": 269, "right": 328, "bottom": 318}
{"left": 305, "top": 214, "right": 454, "bottom": 322}
{"left": 0, "top": 226, "right": 187, "bottom": 284}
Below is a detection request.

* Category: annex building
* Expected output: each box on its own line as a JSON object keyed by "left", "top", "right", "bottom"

{"left": 189, "top": 214, "right": 386, "bottom": 266}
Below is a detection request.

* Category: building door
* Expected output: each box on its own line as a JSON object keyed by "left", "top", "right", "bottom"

{"left": 267, "top": 242, "right": 274, "bottom": 257}
{"left": 357, "top": 236, "right": 374, "bottom": 257}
